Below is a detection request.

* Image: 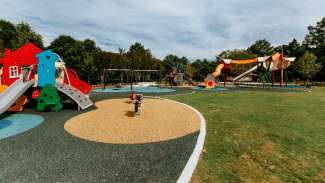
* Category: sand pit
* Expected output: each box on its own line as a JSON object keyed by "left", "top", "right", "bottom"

{"left": 64, "top": 98, "right": 200, "bottom": 144}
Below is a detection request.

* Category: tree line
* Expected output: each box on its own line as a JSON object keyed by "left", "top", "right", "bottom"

{"left": 0, "top": 17, "right": 324, "bottom": 85}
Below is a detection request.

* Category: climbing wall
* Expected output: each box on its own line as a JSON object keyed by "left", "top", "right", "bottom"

{"left": 36, "top": 85, "right": 63, "bottom": 112}
{"left": 56, "top": 82, "right": 93, "bottom": 110}
{"left": 36, "top": 50, "right": 58, "bottom": 87}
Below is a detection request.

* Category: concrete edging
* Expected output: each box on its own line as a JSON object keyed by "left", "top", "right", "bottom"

{"left": 172, "top": 100, "right": 206, "bottom": 183}
{"left": 141, "top": 97, "right": 206, "bottom": 183}
{"left": 147, "top": 97, "right": 206, "bottom": 183}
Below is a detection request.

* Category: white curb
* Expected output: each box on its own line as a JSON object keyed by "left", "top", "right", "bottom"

{"left": 173, "top": 100, "right": 206, "bottom": 183}
{"left": 142, "top": 97, "right": 206, "bottom": 183}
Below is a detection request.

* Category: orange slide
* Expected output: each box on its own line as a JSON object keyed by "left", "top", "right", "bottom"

{"left": 206, "top": 63, "right": 225, "bottom": 89}
{"left": 206, "top": 58, "right": 258, "bottom": 88}
{"left": 212, "top": 64, "right": 225, "bottom": 77}
{"left": 0, "top": 85, "right": 27, "bottom": 112}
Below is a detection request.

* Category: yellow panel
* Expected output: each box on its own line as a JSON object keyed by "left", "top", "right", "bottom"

{"left": 0, "top": 85, "right": 8, "bottom": 93}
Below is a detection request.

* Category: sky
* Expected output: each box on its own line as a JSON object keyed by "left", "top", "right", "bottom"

{"left": 0, "top": 0, "right": 324, "bottom": 60}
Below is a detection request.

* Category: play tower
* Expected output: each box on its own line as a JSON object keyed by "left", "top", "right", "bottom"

{"left": 0, "top": 42, "right": 93, "bottom": 114}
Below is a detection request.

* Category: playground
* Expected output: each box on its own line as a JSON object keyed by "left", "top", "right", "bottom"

{"left": 1, "top": 86, "right": 324, "bottom": 182}
{"left": 0, "top": 43, "right": 324, "bottom": 183}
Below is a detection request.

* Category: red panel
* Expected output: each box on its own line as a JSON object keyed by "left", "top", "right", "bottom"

{"left": 13, "top": 42, "right": 42, "bottom": 66}
{"left": 1, "top": 49, "right": 20, "bottom": 85}
{"left": 64, "top": 68, "right": 92, "bottom": 94}
{"left": 0, "top": 43, "right": 42, "bottom": 86}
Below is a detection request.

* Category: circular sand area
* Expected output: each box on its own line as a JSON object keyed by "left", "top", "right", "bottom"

{"left": 64, "top": 98, "right": 200, "bottom": 144}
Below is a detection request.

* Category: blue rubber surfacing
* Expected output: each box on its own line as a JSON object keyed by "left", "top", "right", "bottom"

{"left": 0, "top": 114, "right": 44, "bottom": 140}
{"left": 192, "top": 86, "right": 227, "bottom": 92}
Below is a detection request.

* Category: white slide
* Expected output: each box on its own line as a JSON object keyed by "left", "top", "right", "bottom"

{"left": 0, "top": 79, "right": 34, "bottom": 115}
{"left": 57, "top": 82, "right": 93, "bottom": 110}
{"left": 233, "top": 65, "right": 259, "bottom": 82}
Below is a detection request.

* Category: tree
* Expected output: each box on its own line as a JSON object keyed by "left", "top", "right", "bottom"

{"left": 218, "top": 49, "right": 258, "bottom": 60}
{"left": 48, "top": 35, "right": 76, "bottom": 57}
{"left": 80, "top": 55, "right": 97, "bottom": 84}
{"left": 295, "top": 52, "right": 322, "bottom": 87}
{"left": 48, "top": 35, "right": 103, "bottom": 82}
{"left": 286, "top": 39, "right": 305, "bottom": 56}
{"left": 191, "top": 59, "right": 216, "bottom": 81}
{"left": 127, "top": 42, "right": 145, "bottom": 69}
{"left": 274, "top": 39, "right": 305, "bottom": 56}
{"left": 274, "top": 39, "right": 307, "bottom": 79}
{"left": 247, "top": 39, "right": 273, "bottom": 56}
{"left": 0, "top": 20, "right": 44, "bottom": 53}
{"left": 304, "top": 17, "right": 325, "bottom": 51}
{"left": 127, "top": 42, "right": 160, "bottom": 70}
{"left": 303, "top": 17, "right": 325, "bottom": 79}
{"left": 82, "top": 39, "right": 97, "bottom": 53}
{"left": 0, "top": 19, "right": 18, "bottom": 50}
{"left": 0, "top": 39, "right": 4, "bottom": 57}
{"left": 161, "top": 54, "right": 190, "bottom": 75}
{"left": 16, "top": 22, "right": 44, "bottom": 49}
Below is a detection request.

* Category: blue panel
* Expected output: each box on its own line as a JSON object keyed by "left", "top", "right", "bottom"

{"left": 36, "top": 50, "right": 58, "bottom": 87}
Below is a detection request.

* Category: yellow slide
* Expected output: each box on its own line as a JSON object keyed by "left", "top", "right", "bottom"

{"left": 212, "top": 64, "right": 225, "bottom": 77}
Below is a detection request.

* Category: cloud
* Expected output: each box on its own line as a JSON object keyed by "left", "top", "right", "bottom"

{"left": 0, "top": 0, "right": 324, "bottom": 60}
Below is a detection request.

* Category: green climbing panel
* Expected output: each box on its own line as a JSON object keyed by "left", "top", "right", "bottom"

{"left": 36, "top": 85, "right": 63, "bottom": 112}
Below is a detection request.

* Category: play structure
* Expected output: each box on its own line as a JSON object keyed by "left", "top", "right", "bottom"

{"left": 166, "top": 67, "right": 196, "bottom": 86}
{"left": 206, "top": 52, "right": 296, "bottom": 88}
{"left": 0, "top": 42, "right": 93, "bottom": 114}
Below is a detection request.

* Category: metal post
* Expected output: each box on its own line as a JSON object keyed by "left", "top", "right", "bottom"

{"left": 272, "top": 70, "right": 275, "bottom": 87}
{"left": 285, "top": 70, "right": 288, "bottom": 87}
{"left": 280, "top": 50, "right": 284, "bottom": 88}
{"left": 131, "top": 70, "right": 134, "bottom": 93}
{"left": 224, "top": 73, "right": 226, "bottom": 88}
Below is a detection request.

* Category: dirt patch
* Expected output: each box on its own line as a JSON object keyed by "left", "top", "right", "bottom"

{"left": 64, "top": 98, "right": 200, "bottom": 144}
{"left": 260, "top": 141, "right": 277, "bottom": 156}
{"left": 318, "top": 171, "right": 325, "bottom": 182}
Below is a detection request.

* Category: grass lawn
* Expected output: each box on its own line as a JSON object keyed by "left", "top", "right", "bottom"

{"left": 167, "top": 87, "right": 325, "bottom": 183}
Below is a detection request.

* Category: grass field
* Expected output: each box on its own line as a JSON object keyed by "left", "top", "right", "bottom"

{"left": 168, "top": 87, "right": 325, "bottom": 183}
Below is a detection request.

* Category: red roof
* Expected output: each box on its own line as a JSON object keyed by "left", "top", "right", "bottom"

{"left": 1, "top": 42, "right": 42, "bottom": 66}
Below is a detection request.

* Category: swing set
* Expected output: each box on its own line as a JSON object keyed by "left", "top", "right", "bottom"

{"left": 101, "top": 69, "right": 162, "bottom": 91}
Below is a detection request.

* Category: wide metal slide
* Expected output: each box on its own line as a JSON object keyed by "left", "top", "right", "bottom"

{"left": 56, "top": 82, "right": 93, "bottom": 110}
{"left": 0, "top": 79, "right": 34, "bottom": 115}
